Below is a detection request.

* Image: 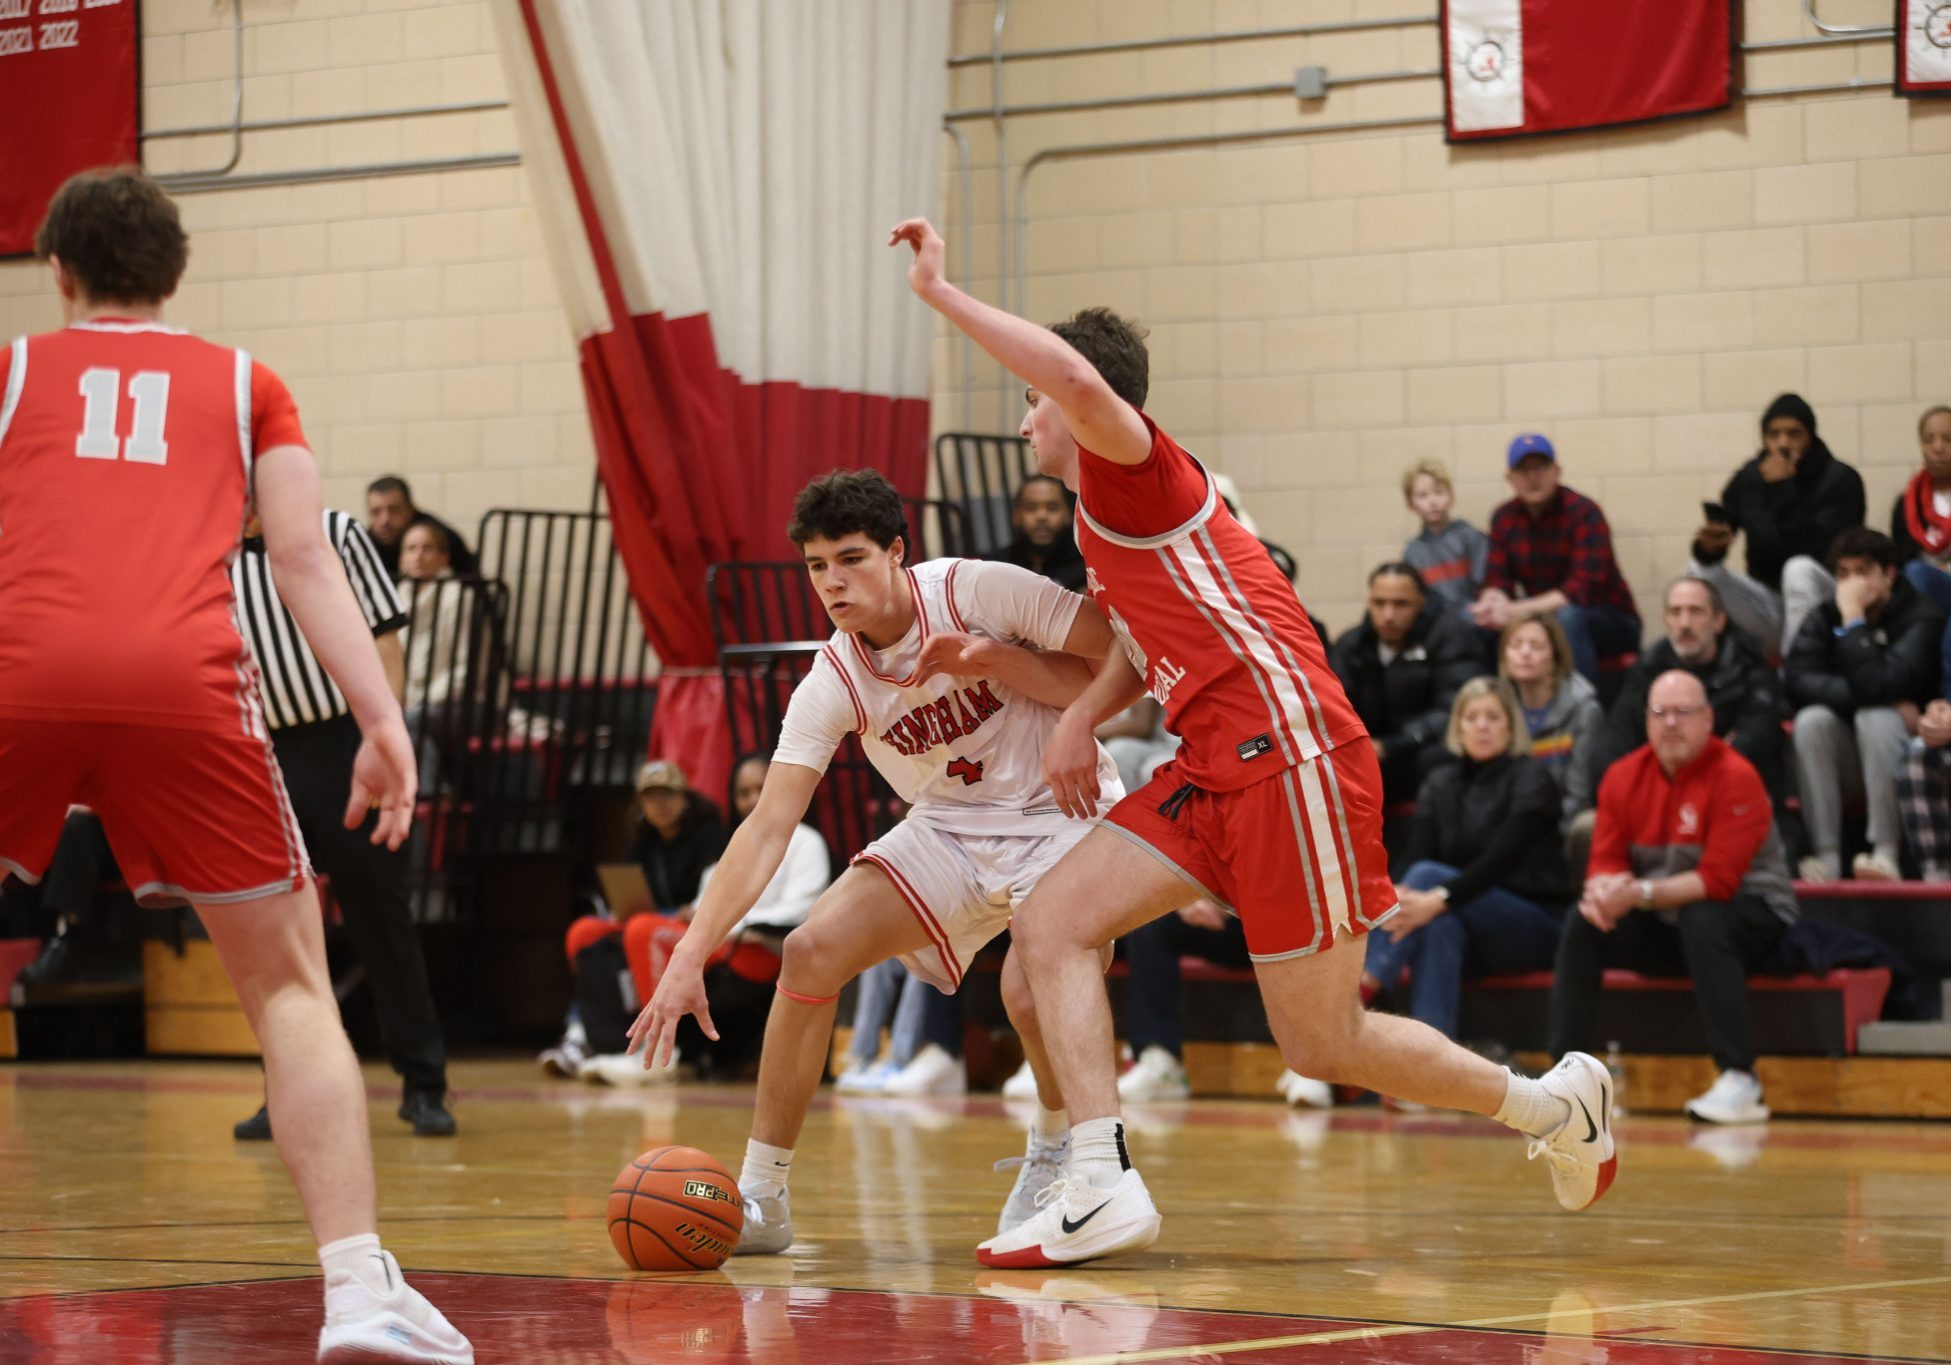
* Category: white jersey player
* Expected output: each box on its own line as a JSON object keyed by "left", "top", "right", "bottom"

{"left": 629, "top": 469, "right": 1125, "bottom": 1257}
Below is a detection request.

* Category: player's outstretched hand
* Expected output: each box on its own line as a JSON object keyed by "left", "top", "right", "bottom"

{"left": 629, "top": 954, "right": 717, "bottom": 1070}
{"left": 345, "top": 717, "right": 417, "bottom": 850}
{"left": 1044, "top": 708, "right": 1102, "bottom": 819}
{"left": 918, "top": 630, "right": 1003, "bottom": 680}
{"left": 888, "top": 217, "right": 946, "bottom": 296}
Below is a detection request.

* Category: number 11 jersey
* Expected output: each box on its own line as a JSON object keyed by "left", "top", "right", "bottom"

{"left": 0, "top": 321, "right": 304, "bottom": 733}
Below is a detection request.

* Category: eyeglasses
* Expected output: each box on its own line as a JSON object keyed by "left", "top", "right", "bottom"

{"left": 1648, "top": 705, "right": 1704, "bottom": 723}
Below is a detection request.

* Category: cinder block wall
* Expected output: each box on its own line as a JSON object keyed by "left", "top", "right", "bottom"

{"left": 0, "top": 0, "right": 592, "bottom": 537}
{"left": 938, "top": 0, "right": 1951, "bottom": 634}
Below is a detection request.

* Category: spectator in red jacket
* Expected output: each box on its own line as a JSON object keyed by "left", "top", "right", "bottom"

{"left": 1546, "top": 671, "right": 1798, "bottom": 1126}
{"left": 1471, "top": 434, "right": 1639, "bottom": 684}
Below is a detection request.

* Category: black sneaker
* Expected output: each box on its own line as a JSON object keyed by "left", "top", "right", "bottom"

{"left": 232, "top": 1104, "right": 272, "bottom": 1141}
{"left": 17, "top": 935, "right": 81, "bottom": 989}
{"left": 399, "top": 1090, "right": 457, "bottom": 1137}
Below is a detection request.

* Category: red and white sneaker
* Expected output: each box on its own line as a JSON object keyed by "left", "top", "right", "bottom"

{"left": 975, "top": 1169, "right": 1161, "bottom": 1268}
{"left": 1529, "top": 1052, "right": 1618, "bottom": 1211}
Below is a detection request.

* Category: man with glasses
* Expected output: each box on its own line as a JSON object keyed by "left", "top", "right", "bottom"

{"left": 1546, "top": 672, "right": 1798, "bottom": 1125}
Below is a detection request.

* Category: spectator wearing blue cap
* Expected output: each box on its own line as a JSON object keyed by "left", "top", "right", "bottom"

{"left": 1690, "top": 393, "right": 1864, "bottom": 660}
{"left": 1470, "top": 434, "right": 1641, "bottom": 684}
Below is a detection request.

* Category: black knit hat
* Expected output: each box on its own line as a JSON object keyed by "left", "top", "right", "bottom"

{"left": 1762, "top": 392, "right": 1817, "bottom": 437}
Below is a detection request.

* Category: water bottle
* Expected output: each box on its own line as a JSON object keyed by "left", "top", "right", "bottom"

{"left": 1604, "top": 1041, "right": 1628, "bottom": 1119}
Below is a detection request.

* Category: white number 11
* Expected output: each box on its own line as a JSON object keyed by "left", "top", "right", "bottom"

{"left": 76, "top": 367, "right": 171, "bottom": 465}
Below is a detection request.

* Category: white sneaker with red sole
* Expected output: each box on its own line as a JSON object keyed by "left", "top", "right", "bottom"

{"left": 1529, "top": 1052, "right": 1618, "bottom": 1211}
{"left": 975, "top": 1168, "right": 1160, "bottom": 1268}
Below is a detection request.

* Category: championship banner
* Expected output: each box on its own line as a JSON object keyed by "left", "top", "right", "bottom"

{"left": 1443, "top": 0, "right": 1733, "bottom": 142}
{"left": 0, "top": 0, "right": 141, "bottom": 256}
{"left": 1898, "top": 0, "right": 1951, "bottom": 96}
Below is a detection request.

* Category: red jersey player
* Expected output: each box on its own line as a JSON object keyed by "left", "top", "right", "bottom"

{"left": 890, "top": 217, "right": 1617, "bottom": 1269}
{"left": 1, "top": 170, "right": 469, "bottom": 1362}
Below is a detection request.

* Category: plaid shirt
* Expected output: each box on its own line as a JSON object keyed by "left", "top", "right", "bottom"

{"left": 1484, "top": 485, "right": 1638, "bottom": 620}
{"left": 1899, "top": 741, "right": 1951, "bottom": 871}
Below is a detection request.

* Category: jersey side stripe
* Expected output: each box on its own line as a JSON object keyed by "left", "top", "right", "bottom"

{"left": 943, "top": 560, "right": 970, "bottom": 632}
{"left": 823, "top": 646, "right": 868, "bottom": 734}
{"left": 1314, "top": 748, "right": 1376, "bottom": 927}
{"left": 1153, "top": 545, "right": 1304, "bottom": 766}
{"left": 232, "top": 349, "right": 253, "bottom": 479}
{"left": 1191, "top": 525, "right": 1333, "bottom": 750}
{"left": 1276, "top": 766, "right": 1330, "bottom": 951}
{"left": 1290, "top": 761, "right": 1355, "bottom": 946}
{"left": 856, "top": 851, "right": 963, "bottom": 987}
{"left": 0, "top": 337, "right": 25, "bottom": 448}
{"left": 1171, "top": 534, "right": 1327, "bottom": 761}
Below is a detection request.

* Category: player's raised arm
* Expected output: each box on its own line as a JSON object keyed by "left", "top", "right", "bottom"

{"left": 917, "top": 597, "right": 1118, "bottom": 711}
{"left": 890, "top": 218, "right": 1151, "bottom": 465}
{"left": 629, "top": 760, "right": 823, "bottom": 1067}
{"left": 255, "top": 444, "right": 418, "bottom": 849}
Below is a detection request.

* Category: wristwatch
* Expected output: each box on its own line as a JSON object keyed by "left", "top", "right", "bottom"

{"left": 1637, "top": 879, "right": 1656, "bottom": 909}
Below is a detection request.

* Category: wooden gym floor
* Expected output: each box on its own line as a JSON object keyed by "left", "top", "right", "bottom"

{"left": 3, "top": 1057, "right": 1950, "bottom": 1362}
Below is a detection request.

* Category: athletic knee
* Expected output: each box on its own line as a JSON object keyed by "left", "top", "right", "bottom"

{"left": 1001, "top": 961, "right": 1038, "bottom": 1034}
{"left": 778, "top": 920, "right": 848, "bottom": 994}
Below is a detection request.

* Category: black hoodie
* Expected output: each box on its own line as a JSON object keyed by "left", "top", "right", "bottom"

{"left": 1697, "top": 396, "right": 1864, "bottom": 592}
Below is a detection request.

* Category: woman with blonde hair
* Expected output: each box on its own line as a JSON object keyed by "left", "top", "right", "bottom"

{"left": 1497, "top": 611, "right": 1604, "bottom": 821}
{"left": 1363, "top": 677, "right": 1571, "bottom": 1049}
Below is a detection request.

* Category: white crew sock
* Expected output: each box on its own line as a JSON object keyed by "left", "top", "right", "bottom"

{"left": 1494, "top": 1071, "right": 1572, "bottom": 1140}
{"left": 1068, "top": 1116, "right": 1130, "bottom": 1190}
{"left": 318, "top": 1233, "right": 394, "bottom": 1297}
{"left": 741, "top": 1139, "right": 794, "bottom": 1197}
{"left": 1031, "top": 1105, "right": 1068, "bottom": 1146}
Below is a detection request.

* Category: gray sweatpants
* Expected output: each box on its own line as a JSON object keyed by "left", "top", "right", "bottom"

{"left": 1792, "top": 704, "right": 1908, "bottom": 863}
{"left": 1690, "top": 555, "right": 1832, "bottom": 660}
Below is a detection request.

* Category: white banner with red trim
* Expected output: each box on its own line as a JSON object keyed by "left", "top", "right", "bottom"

{"left": 1899, "top": 0, "right": 1951, "bottom": 96}
{"left": 1442, "top": 0, "right": 1733, "bottom": 142}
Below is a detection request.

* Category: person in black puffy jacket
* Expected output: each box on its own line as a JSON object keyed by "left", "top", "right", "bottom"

{"left": 1786, "top": 528, "right": 1946, "bottom": 881}
{"left": 1689, "top": 393, "right": 1865, "bottom": 660}
{"left": 1363, "top": 677, "right": 1571, "bottom": 1043}
{"left": 1329, "top": 562, "right": 1485, "bottom": 805}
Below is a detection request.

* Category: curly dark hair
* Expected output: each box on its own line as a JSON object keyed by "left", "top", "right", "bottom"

{"left": 787, "top": 469, "right": 907, "bottom": 551}
{"left": 1828, "top": 526, "right": 1898, "bottom": 573}
{"left": 36, "top": 168, "right": 189, "bottom": 305}
{"left": 1048, "top": 306, "right": 1150, "bottom": 408}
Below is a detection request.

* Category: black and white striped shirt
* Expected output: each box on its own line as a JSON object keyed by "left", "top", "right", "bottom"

{"left": 231, "top": 509, "right": 406, "bottom": 730}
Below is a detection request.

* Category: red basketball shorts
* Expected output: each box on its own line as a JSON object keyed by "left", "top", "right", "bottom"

{"left": 0, "top": 719, "right": 309, "bottom": 907}
{"left": 1104, "top": 744, "right": 1398, "bottom": 961}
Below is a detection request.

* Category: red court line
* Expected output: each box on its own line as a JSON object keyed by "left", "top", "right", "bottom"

{"left": 0, "top": 1273, "right": 1935, "bottom": 1365}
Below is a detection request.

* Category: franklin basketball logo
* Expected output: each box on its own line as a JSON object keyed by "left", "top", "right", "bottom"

{"left": 684, "top": 1179, "right": 737, "bottom": 1207}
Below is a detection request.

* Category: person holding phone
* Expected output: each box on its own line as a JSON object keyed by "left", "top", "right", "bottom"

{"left": 1690, "top": 394, "right": 1865, "bottom": 659}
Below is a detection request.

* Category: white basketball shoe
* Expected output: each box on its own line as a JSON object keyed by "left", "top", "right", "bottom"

{"left": 1528, "top": 1052, "right": 1618, "bottom": 1211}
{"left": 975, "top": 1169, "right": 1161, "bottom": 1268}
{"left": 994, "top": 1130, "right": 1069, "bottom": 1234}
{"left": 317, "top": 1251, "right": 472, "bottom": 1363}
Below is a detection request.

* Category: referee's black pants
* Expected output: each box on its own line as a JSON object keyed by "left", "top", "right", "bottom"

{"left": 273, "top": 713, "right": 447, "bottom": 1096}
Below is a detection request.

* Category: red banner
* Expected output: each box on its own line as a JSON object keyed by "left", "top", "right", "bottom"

{"left": 1898, "top": 0, "right": 1951, "bottom": 97}
{"left": 1443, "top": 0, "right": 1733, "bottom": 142}
{"left": 0, "top": 0, "right": 140, "bottom": 257}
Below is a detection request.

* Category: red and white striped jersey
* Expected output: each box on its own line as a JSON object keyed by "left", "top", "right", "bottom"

{"left": 771, "top": 558, "right": 1123, "bottom": 836}
{"left": 0, "top": 320, "right": 305, "bottom": 734}
{"left": 1074, "top": 416, "right": 1367, "bottom": 792}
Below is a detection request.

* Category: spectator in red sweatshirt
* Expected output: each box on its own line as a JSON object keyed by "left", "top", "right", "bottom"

{"left": 1546, "top": 671, "right": 1797, "bottom": 1126}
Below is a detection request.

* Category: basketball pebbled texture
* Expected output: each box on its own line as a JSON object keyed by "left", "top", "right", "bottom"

{"left": 606, "top": 1146, "right": 744, "bottom": 1271}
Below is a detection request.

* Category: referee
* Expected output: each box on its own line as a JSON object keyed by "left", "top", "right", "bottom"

{"left": 229, "top": 508, "right": 455, "bottom": 1139}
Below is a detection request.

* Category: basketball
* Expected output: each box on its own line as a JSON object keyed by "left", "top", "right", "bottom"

{"left": 607, "top": 1146, "right": 744, "bottom": 1271}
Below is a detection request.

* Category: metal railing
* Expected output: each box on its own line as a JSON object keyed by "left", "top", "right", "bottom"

{"left": 706, "top": 562, "right": 901, "bottom": 869}
{"left": 400, "top": 509, "right": 657, "bottom": 917}
{"left": 932, "top": 434, "right": 1037, "bottom": 556}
